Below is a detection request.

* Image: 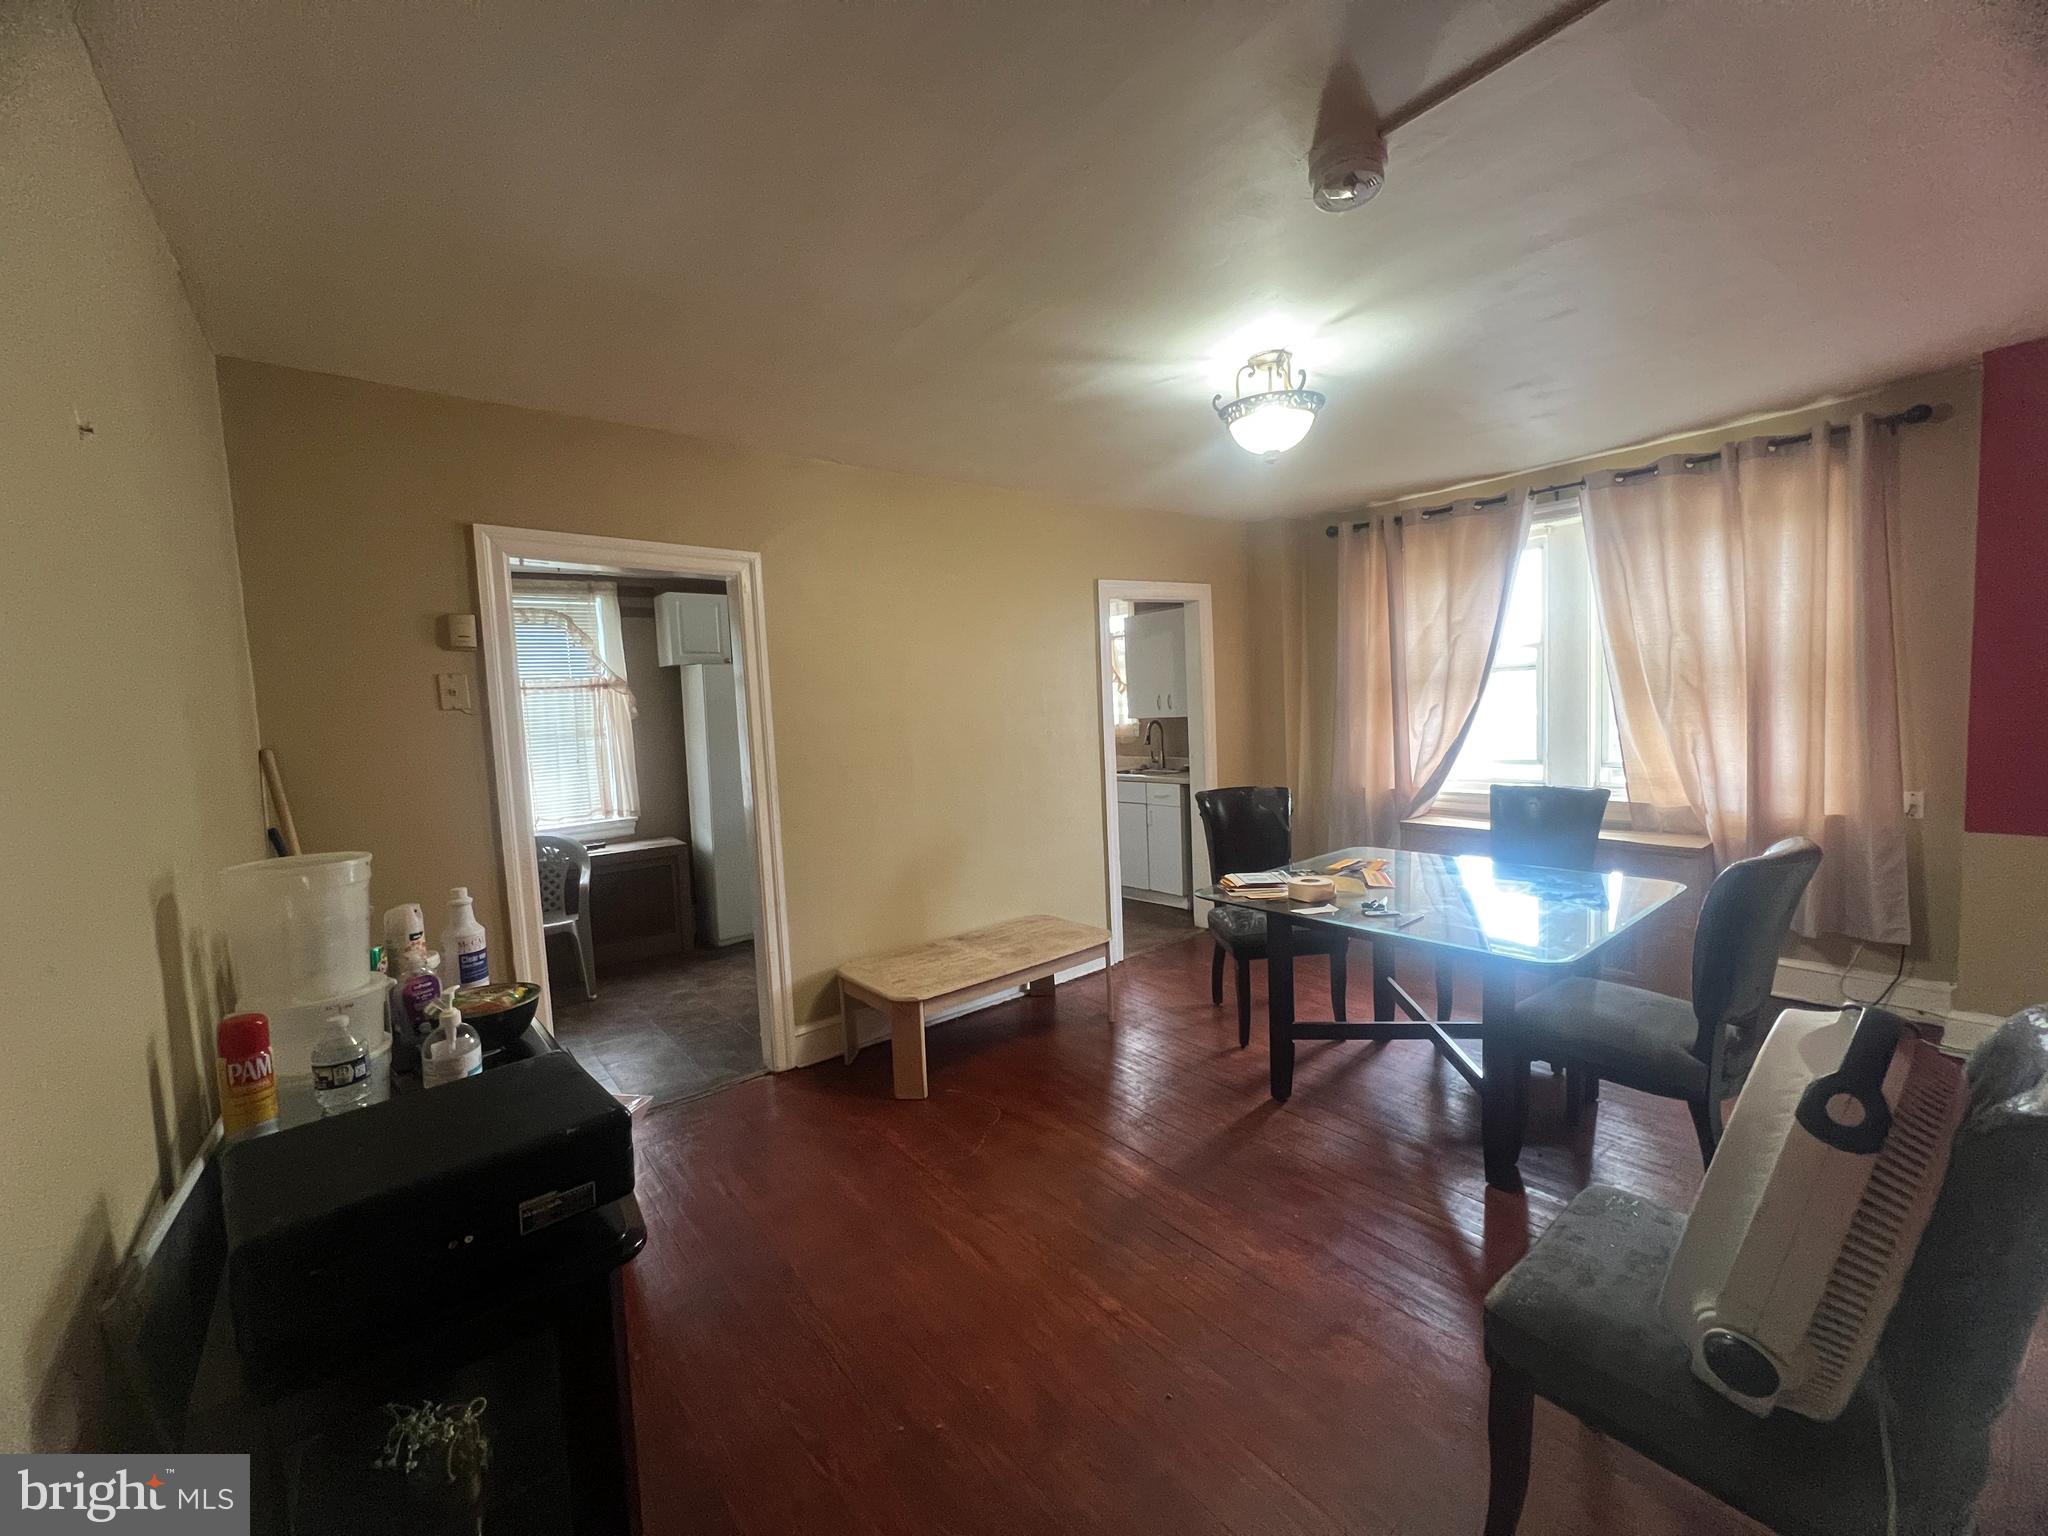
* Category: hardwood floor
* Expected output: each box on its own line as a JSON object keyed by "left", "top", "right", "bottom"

{"left": 620, "top": 932, "right": 2046, "bottom": 1535}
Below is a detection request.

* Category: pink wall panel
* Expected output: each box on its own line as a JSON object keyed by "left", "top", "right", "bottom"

{"left": 1965, "top": 337, "right": 2048, "bottom": 836}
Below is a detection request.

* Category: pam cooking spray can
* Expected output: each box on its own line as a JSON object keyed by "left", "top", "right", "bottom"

{"left": 216, "top": 1011, "right": 279, "bottom": 1139}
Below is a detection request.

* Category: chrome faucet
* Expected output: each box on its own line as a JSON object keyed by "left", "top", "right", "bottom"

{"left": 1142, "top": 719, "right": 1167, "bottom": 770}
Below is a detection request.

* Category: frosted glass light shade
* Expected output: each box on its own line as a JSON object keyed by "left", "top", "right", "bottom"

{"left": 1225, "top": 396, "right": 1320, "bottom": 457}
{"left": 1214, "top": 349, "right": 1325, "bottom": 459}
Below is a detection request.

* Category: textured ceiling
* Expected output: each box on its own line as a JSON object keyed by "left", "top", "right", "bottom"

{"left": 77, "top": 0, "right": 2048, "bottom": 518}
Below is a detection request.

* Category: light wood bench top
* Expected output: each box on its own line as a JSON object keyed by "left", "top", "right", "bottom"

{"left": 838, "top": 915, "right": 1117, "bottom": 1099}
{"left": 838, "top": 914, "right": 1112, "bottom": 1003}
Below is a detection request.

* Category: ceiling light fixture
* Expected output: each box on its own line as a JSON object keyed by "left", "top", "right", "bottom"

{"left": 1213, "top": 349, "right": 1324, "bottom": 459}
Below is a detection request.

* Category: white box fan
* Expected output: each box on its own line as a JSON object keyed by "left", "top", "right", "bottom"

{"left": 1660, "top": 1004, "right": 1966, "bottom": 1420}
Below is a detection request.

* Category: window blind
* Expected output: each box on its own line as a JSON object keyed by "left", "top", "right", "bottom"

{"left": 511, "top": 580, "right": 640, "bottom": 834}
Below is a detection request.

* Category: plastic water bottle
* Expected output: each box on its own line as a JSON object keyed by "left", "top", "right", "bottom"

{"left": 311, "top": 1011, "right": 372, "bottom": 1115}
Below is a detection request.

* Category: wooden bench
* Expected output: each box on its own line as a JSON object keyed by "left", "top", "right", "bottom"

{"left": 839, "top": 915, "right": 1116, "bottom": 1098}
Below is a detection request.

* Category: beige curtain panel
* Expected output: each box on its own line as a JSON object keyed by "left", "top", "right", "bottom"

{"left": 1582, "top": 415, "right": 1910, "bottom": 944}
{"left": 1331, "top": 496, "right": 1533, "bottom": 846}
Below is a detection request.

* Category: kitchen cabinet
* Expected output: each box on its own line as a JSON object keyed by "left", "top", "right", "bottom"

{"left": 655, "top": 591, "right": 731, "bottom": 665}
{"left": 1117, "top": 777, "right": 1189, "bottom": 903}
{"left": 589, "top": 836, "right": 694, "bottom": 965}
{"left": 1145, "top": 800, "right": 1187, "bottom": 897}
{"left": 1117, "top": 795, "right": 1150, "bottom": 897}
{"left": 1124, "top": 607, "right": 1188, "bottom": 718}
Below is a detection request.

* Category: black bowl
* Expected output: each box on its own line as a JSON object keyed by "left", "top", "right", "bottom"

{"left": 448, "top": 981, "right": 543, "bottom": 1052}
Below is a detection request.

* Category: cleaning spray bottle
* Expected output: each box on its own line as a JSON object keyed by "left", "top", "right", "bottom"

{"left": 439, "top": 887, "right": 490, "bottom": 988}
{"left": 421, "top": 1001, "right": 483, "bottom": 1088}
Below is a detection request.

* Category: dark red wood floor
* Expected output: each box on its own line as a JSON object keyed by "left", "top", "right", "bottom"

{"left": 620, "top": 933, "right": 2046, "bottom": 1534}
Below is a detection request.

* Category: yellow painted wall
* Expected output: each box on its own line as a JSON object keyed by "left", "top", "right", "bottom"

{"left": 1956, "top": 835, "right": 2048, "bottom": 1016}
{"left": 0, "top": 3, "right": 263, "bottom": 1449}
{"left": 1251, "top": 366, "right": 1993, "bottom": 1000}
{"left": 217, "top": 360, "right": 1257, "bottom": 1030}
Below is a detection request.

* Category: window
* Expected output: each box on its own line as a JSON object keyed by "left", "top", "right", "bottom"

{"left": 1442, "top": 501, "right": 1626, "bottom": 803}
{"left": 512, "top": 579, "right": 640, "bottom": 838}
{"left": 1108, "top": 599, "right": 1133, "bottom": 726}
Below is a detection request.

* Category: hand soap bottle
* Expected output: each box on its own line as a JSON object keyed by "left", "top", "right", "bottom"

{"left": 421, "top": 1002, "right": 483, "bottom": 1088}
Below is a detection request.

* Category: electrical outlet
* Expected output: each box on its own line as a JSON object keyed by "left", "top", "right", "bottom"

{"left": 436, "top": 671, "right": 473, "bottom": 713}
{"left": 1903, "top": 789, "right": 1924, "bottom": 820}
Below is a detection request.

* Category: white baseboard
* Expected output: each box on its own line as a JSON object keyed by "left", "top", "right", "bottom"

{"left": 1936, "top": 1011, "right": 2008, "bottom": 1055}
{"left": 1772, "top": 957, "right": 2000, "bottom": 1054}
{"left": 792, "top": 956, "right": 1110, "bottom": 1070}
{"left": 1772, "top": 956, "right": 1953, "bottom": 1018}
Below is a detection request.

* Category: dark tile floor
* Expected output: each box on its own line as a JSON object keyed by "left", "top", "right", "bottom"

{"left": 1123, "top": 897, "right": 1199, "bottom": 956}
{"left": 548, "top": 941, "right": 764, "bottom": 1106}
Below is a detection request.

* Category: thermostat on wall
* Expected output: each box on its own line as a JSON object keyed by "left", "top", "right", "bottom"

{"left": 442, "top": 613, "right": 478, "bottom": 650}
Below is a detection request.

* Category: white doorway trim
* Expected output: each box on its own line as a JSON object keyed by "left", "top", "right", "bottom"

{"left": 1095, "top": 579, "right": 1218, "bottom": 963}
{"left": 471, "top": 524, "right": 798, "bottom": 1073}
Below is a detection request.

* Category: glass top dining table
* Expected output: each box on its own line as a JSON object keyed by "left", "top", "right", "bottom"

{"left": 1198, "top": 845, "right": 1688, "bottom": 1192}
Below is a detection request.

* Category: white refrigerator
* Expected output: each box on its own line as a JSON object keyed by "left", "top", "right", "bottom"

{"left": 656, "top": 590, "right": 755, "bottom": 949}
{"left": 679, "top": 662, "right": 756, "bottom": 947}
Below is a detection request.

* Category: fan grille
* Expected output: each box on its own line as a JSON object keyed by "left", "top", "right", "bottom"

{"left": 1786, "top": 1039, "right": 1965, "bottom": 1416}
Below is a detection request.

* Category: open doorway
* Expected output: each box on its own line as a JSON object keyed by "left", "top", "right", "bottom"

{"left": 473, "top": 527, "right": 797, "bottom": 1105}
{"left": 1095, "top": 580, "right": 1218, "bottom": 963}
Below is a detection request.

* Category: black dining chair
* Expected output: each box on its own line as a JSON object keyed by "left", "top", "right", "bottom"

{"left": 1435, "top": 786, "right": 1612, "bottom": 1027}
{"left": 1508, "top": 836, "right": 1822, "bottom": 1166}
{"left": 1194, "top": 787, "right": 1351, "bottom": 1046}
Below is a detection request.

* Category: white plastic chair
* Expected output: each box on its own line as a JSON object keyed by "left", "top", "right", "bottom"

{"left": 535, "top": 835, "right": 596, "bottom": 998}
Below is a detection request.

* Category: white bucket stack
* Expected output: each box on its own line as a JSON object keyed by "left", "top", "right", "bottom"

{"left": 220, "top": 852, "right": 392, "bottom": 1096}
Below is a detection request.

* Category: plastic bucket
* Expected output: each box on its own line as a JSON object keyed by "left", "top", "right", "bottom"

{"left": 240, "top": 972, "right": 393, "bottom": 1084}
{"left": 221, "top": 852, "right": 376, "bottom": 1002}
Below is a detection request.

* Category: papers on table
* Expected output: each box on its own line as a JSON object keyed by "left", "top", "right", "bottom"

{"left": 1327, "top": 855, "right": 1394, "bottom": 888}
{"left": 1219, "top": 870, "right": 1290, "bottom": 897}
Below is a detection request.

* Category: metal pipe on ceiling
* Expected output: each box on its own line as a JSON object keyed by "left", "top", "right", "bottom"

{"left": 1377, "top": 0, "right": 1619, "bottom": 138}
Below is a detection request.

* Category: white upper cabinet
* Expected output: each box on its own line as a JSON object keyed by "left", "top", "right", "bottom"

{"left": 656, "top": 591, "right": 731, "bottom": 665}
{"left": 1124, "top": 607, "right": 1188, "bottom": 718}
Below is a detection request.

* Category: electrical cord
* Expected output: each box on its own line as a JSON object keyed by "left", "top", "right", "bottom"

{"left": 1841, "top": 941, "right": 1908, "bottom": 1008}
{"left": 1875, "top": 1365, "right": 1900, "bottom": 1536}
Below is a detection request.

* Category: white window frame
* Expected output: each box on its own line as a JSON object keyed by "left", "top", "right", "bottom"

{"left": 511, "top": 578, "right": 639, "bottom": 843}
{"left": 1108, "top": 600, "right": 1134, "bottom": 726}
{"left": 1434, "top": 495, "right": 1629, "bottom": 819}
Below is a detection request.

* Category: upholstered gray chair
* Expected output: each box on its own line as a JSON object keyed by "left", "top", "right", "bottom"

{"left": 1435, "top": 784, "right": 1612, "bottom": 1034}
{"left": 1193, "top": 787, "right": 1351, "bottom": 1046}
{"left": 1510, "top": 836, "right": 1821, "bottom": 1165}
{"left": 1481, "top": 1006, "right": 2048, "bottom": 1536}
{"left": 536, "top": 834, "right": 596, "bottom": 998}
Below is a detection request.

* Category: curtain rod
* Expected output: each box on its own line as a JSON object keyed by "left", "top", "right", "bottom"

{"left": 1323, "top": 402, "right": 1937, "bottom": 536}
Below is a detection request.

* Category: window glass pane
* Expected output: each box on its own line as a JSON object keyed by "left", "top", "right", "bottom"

{"left": 512, "top": 581, "right": 633, "bottom": 832}
{"left": 1445, "top": 539, "right": 1546, "bottom": 790}
{"left": 1597, "top": 670, "right": 1627, "bottom": 789}
{"left": 1460, "top": 666, "right": 1542, "bottom": 782}
{"left": 1501, "top": 544, "right": 1544, "bottom": 651}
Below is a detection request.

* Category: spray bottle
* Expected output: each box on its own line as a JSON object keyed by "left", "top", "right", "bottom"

{"left": 439, "top": 887, "right": 490, "bottom": 988}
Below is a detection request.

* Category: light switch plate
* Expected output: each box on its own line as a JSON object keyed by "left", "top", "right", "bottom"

{"left": 1903, "top": 789, "right": 1924, "bottom": 819}
{"left": 436, "top": 671, "right": 473, "bottom": 712}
